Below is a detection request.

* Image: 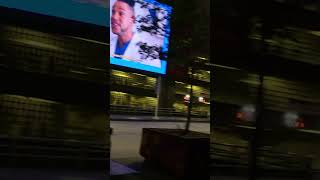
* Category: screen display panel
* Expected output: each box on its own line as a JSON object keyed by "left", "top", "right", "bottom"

{"left": 110, "top": 0, "right": 172, "bottom": 74}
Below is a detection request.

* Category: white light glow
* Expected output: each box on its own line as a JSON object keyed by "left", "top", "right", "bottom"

{"left": 283, "top": 112, "right": 299, "bottom": 128}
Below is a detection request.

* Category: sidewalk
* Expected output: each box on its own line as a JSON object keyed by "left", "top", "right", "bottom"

{"left": 110, "top": 159, "right": 175, "bottom": 180}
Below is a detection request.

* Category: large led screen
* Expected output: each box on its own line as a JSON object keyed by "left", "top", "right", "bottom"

{"left": 110, "top": 0, "right": 172, "bottom": 74}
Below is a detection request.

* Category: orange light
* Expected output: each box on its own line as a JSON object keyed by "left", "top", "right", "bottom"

{"left": 236, "top": 112, "right": 244, "bottom": 120}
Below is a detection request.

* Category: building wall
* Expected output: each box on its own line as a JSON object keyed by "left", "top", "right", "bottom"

{"left": 0, "top": 94, "right": 107, "bottom": 143}
{"left": 0, "top": 24, "right": 108, "bottom": 144}
{"left": 110, "top": 68, "right": 211, "bottom": 116}
{"left": 0, "top": 23, "right": 211, "bottom": 117}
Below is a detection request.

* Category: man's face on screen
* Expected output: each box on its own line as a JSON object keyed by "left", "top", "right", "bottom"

{"left": 111, "top": 1, "right": 135, "bottom": 36}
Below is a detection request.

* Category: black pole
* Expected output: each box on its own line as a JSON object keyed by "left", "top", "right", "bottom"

{"left": 185, "top": 66, "right": 193, "bottom": 133}
{"left": 249, "top": 72, "right": 264, "bottom": 180}
{"left": 249, "top": 3, "right": 268, "bottom": 178}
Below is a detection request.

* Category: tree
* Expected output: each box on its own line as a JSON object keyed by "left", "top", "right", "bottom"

{"left": 167, "top": 0, "right": 210, "bottom": 133}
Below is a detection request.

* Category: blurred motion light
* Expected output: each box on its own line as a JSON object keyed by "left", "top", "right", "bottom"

{"left": 236, "top": 112, "right": 245, "bottom": 120}
{"left": 197, "top": 56, "right": 208, "bottom": 60}
{"left": 239, "top": 104, "right": 256, "bottom": 122}
{"left": 283, "top": 112, "right": 299, "bottom": 128}
{"left": 198, "top": 96, "right": 204, "bottom": 103}
{"left": 242, "top": 104, "right": 256, "bottom": 113}
{"left": 184, "top": 94, "right": 190, "bottom": 101}
{"left": 295, "top": 118, "right": 305, "bottom": 129}
{"left": 183, "top": 94, "right": 190, "bottom": 104}
{"left": 309, "top": 31, "right": 320, "bottom": 36}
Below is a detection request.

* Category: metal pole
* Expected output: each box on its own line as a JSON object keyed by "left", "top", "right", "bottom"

{"left": 185, "top": 67, "right": 193, "bottom": 133}
{"left": 249, "top": 73, "right": 264, "bottom": 180}
{"left": 249, "top": 3, "right": 267, "bottom": 177}
{"left": 154, "top": 76, "right": 162, "bottom": 119}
